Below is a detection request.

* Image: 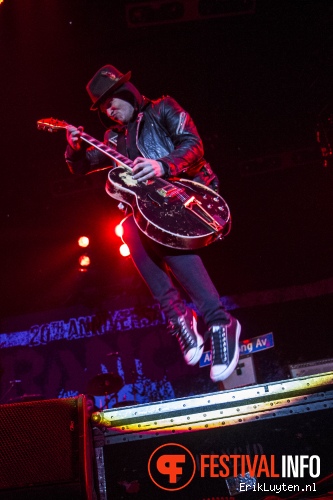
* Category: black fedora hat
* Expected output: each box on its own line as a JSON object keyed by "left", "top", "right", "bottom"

{"left": 86, "top": 64, "right": 131, "bottom": 110}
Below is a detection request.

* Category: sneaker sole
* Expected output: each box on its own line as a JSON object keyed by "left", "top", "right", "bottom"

{"left": 186, "top": 315, "right": 204, "bottom": 366}
{"left": 210, "top": 320, "right": 241, "bottom": 382}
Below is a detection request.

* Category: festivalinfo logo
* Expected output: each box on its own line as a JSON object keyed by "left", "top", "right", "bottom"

{"left": 148, "top": 444, "right": 321, "bottom": 491}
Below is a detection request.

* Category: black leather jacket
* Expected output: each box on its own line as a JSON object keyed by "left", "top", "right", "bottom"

{"left": 65, "top": 95, "right": 219, "bottom": 190}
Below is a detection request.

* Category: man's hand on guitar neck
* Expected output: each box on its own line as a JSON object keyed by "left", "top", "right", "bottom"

{"left": 66, "top": 126, "right": 84, "bottom": 151}
{"left": 132, "top": 157, "right": 165, "bottom": 181}
{"left": 65, "top": 124, "right": 165, "bottom": 181}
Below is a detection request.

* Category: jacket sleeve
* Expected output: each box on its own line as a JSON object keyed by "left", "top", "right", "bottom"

{"left": 155, "top": 96, "right": 205, "bottom": 177}
{"left": 65, "top": 130, "right": 115, "bottom": 175}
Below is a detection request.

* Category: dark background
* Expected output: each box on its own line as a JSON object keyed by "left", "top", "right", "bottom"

{"left": 0, "top": 0, "right": 333, "bottom": 367}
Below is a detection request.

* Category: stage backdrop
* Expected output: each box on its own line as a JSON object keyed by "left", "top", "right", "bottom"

{"left": 1, "top": 285, "right": 333, "bottom": 407}
{"left": 0, "top": 300, "right": 218, "bottom": 408}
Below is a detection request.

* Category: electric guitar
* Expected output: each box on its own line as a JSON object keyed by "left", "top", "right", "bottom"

{"left": 37, "top": 118, "right": 231, "bottom": 250}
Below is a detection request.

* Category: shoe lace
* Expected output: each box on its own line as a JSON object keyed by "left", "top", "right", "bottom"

{"left": 209, "top": 326, "right": 228, "bottom": 365}
{"left": 175, "top": 315, "right": 195, "bottom": 353}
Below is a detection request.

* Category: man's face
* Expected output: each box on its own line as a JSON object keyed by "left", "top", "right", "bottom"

{"left": 100, "top": 96, "right": 134, "bottom": 125}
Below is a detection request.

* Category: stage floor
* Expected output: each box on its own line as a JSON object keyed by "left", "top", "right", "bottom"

{"left": 92, "top": 371, "right": 333, "bottom": 499}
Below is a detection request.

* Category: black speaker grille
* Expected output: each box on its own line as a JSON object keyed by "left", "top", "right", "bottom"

{"left": 0, "top": 398, "right": 80, "bottom": 490}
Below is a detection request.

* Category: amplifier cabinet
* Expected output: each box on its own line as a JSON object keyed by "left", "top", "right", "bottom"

{"left": 92, "top": 372, "right": 333, "bottom": 500}
{"left": 290, "top": 358, "right": 333, "bottom": 378}
{"left": 0, "top": 396, "right": 97, "bottom": 500}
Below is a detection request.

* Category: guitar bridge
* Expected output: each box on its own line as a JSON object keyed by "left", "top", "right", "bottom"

{"left": 184, "top": 196, "right": 223, "bottom": 232}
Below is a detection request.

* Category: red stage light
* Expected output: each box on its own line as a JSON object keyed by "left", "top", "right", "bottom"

{"left": 119, "top": 243, "right": 130, "bottom": 257}
{"left": 78, "top": 236, "right": 90, "bottom": 248}
{"left": 115, "top": 224, "right": 124, "bottom": 238}
{"left": 78, "top": 254, "right": 91, "bottom": 270}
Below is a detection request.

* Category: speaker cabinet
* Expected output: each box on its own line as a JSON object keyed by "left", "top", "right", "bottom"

{"left": 0, "top": 396, "right": 97, "bottom": 500}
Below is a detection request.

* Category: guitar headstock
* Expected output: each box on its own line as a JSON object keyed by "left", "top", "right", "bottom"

{"left": 37, "top": 118, "right": 69, "bottom": 133}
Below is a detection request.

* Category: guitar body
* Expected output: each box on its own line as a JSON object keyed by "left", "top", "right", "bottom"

{"left": 106, "top": 167, "right": 231, "bottom": 249}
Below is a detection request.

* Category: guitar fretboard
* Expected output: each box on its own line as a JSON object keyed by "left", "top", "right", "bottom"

{"left": 80, "top": 132, "right": 134, "bottom": 170}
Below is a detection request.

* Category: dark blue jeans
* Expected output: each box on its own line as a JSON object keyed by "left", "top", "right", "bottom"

{"left": 122, "top": 215, "right": 228, "bottom": 327}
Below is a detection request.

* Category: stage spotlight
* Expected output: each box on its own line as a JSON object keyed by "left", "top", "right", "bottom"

{"left": 78, "top": 254, "right": 91, "bottom": 271}
{"left": 115, "top": 224, "right": 124, "bottom": 238}
{"left": 78, "top": 236, "right": 90, "bottom": 248}
{"left": 115, "top": 217, "right": 130, "bottom": 257}
{"left": 119, "top": 243, "right": 130, "bottom": 257}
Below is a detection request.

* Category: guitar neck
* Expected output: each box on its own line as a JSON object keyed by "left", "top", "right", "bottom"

{"left": 80, "top": 130, "right": 179, "bottom": 194}
{"left": 80, "top": 131, "right": 133, "bottom": 170}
